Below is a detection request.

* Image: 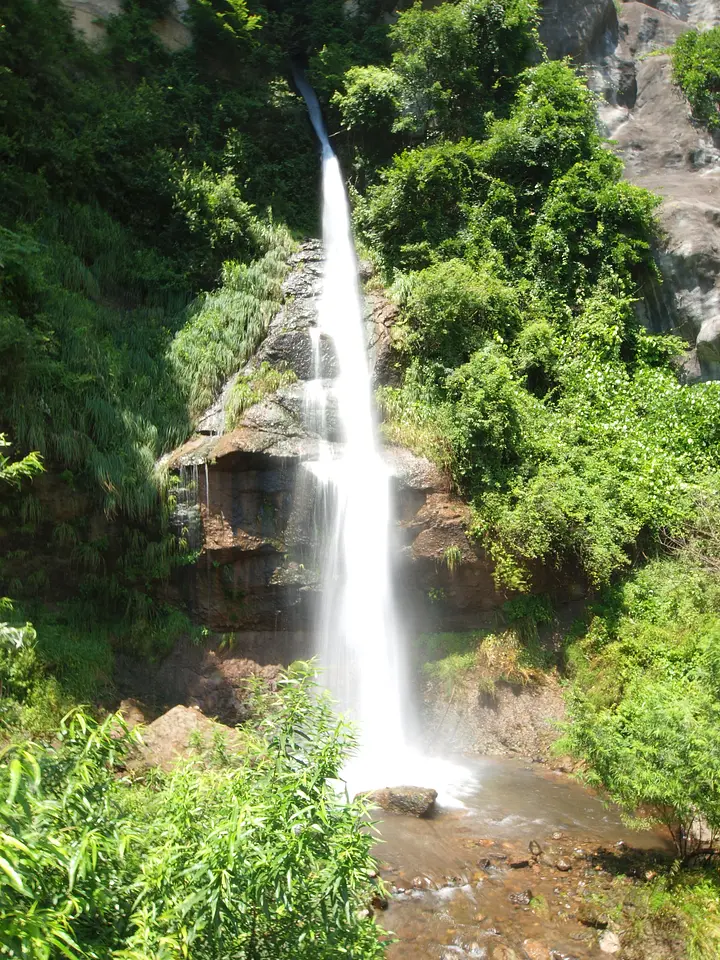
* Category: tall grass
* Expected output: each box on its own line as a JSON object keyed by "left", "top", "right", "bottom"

{"left": 170, "top": 226, "right": 297, "bottom": 419}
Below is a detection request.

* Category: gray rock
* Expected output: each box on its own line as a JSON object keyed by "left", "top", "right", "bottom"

{"left": 599, "top": 930, "right": 622, "bottom": 954}
{"left": 539, "top": 0, "right": 618, "bottom": 61}
{"left": 366, "top": 785, "right": 438, "bottom": 817}
{"left": 539, "top": 0, "right": 720, "bottom": 382}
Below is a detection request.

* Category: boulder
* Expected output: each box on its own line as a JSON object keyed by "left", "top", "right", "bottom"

{"left": 129, "top": 704, "right": 243, "bottom": 772}
{"left": 366, "top": 785, "right": 438, "bottom": 817}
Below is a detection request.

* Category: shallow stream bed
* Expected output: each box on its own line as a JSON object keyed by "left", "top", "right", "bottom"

{"left": 373, "top": 757, "right": 670, "bottom": 960}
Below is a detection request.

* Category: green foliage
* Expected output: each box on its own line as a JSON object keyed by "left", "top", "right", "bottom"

{"left": 225, "top": 362, "right": 298, "bottom": 429}
{"left": 0, "top": 669, "right": 386, "bottom": 959}
{"left": 673, "top": 26, "right": 720, "bottom": 130}
{"left": 561, "top": 559, "right": 720, "bottom": 859}
{"left": 334, "top": 0, "right": 539, "bottom": 151}
{"left": 170, "top": 236, "right": 295, "bottom": 419}
{"left": 0, "top": 0, "right": 314, "bottom": 623}
{"left": 0, "top": 435, "right": 42, "bottom": 493}
{"left": 399, "top": 259, "right": 521, "bottom": 366}
{"left": 357, "top": 40, "right": 710, "bottom": 590}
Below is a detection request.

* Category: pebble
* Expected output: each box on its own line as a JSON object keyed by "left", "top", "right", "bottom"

{"left": 556, "top": 858, "right": 572, "bottom": 872}
{"left": 523, "top": 939, "right": 552, "bottom": 960}
{"left": 529, "top": 840, "right": 543, "bottom": 857}
{"left": 599, "top": 931, "right": 621, "bottom": 954}
{"left": 508, "top": 888, "right": 533, "bottom": 906}
{"left": 492, "top": 946, "right": 519, "bottom": 960}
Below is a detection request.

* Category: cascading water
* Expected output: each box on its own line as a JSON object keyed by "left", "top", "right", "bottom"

{"left": 296, "top": 74, "right": 469, "bottom": 798}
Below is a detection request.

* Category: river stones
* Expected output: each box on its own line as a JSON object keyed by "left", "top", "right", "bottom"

{"left": 366, "top": 785, "right": 438, "bottom": 817}
{"left": 599, "top": 930, "right": 622, "bottom": 954}
{"left": 523, "top": 940, "right": 552, "bottom": 960}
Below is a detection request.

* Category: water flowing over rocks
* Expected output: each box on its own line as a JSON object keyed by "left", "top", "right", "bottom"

{"left": 541, "top": 0, "right": 720, "bottom": 379}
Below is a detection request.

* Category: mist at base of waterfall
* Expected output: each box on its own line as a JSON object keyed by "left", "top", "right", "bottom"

{"left": 342, "top": 748, "right": 474, "bottom": 810}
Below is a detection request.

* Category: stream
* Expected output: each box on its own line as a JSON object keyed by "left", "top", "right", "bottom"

{"left": 372, "top": 758, "right": 670, "bottom": 960}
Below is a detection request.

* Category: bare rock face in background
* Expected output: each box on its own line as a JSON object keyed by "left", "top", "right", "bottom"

{"left": 61, "top": 0, "right": 191, "bottom": 49}
{"left": 540, "top": 0, "right": 619, "bottom": 61}
{"left": 541, "top": 0, "right": 720, "bottom": 380}
{"left": 423, "top": 675, "right": 567, "bottom": 759}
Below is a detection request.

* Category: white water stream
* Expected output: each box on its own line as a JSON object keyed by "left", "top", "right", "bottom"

{"left": 296, "top": 75, "right": 468, "bottom": 799}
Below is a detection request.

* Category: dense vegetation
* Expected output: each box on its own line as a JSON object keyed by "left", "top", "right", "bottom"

{"left": 330, "top": 2, "right": 720, "bottom": 593}
{"left": 0, "top": 667, "right": 386, "bottom": 959}
{"left": 673, "top": 25, "right": 720, "bottom": 130}
{"left": 3, "top": 0, "right": 720, "bottom": 956}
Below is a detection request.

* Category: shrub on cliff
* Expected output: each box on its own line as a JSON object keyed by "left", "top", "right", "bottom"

{"left": 352, "top": 40, "right": 717, "bottom": 592}
{"left": 673, "top": 26, "right": 720, "bottom": 130}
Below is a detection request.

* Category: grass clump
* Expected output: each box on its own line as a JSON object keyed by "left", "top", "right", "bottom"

{"left": 225, "top": 362, "right": 298, "bottom": 430}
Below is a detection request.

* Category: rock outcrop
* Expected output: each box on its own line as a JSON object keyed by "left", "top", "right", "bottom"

{"left": 61, "top": 0, "right": 191, "bottom": 49}
{"left": 165, "top": 243, "right": 506, "bottom": 648}
{"left": 541, "top": 0, "right": 720, "bottom": 379}
{"left": 129, "top": 704, "right": 244, "bottom": 772}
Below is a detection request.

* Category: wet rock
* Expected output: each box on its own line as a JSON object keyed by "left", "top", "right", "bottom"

{"left": 508, "top": 888, "right": 532, "bottom": 906}
{"left": 370, "top": 893, "right": 389, "bottom": 911}
{"left": 599, "top": 930, "right": 621, "bottom": 954}
{"left": 528, "top": 840, "right": 543, "bottom": 858}
{"left": 492, "top": 946, "right": 519, "bottom": 960}
{"left": 578, "top": 902, "right": 610, "bottom": 928}
{"left": 367, "top": 785, "right": 438, "bottom": 817}
{"left": 508, "top": 857, "right": 531, "bottom": 869}
{"left": 129, "top": 705, "right": 243, "bottom": 772}
{"left": 555, "top": 858, "right": 573, "bottom": 872}
{"left": 523, "top": 941, "right": 552, "bottom": 960}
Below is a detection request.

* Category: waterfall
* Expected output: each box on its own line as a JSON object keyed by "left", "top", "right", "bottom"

{"left": 294, "top": 73, "right": 407, "bottom": 789}
{"left": 296, "top": 74, "right": 469, "bottom": 798}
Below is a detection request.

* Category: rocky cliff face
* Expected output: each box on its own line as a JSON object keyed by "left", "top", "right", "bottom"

{"left": 165, "top": 243, "right": 507, "bottom": 661}
{"left": 61, "top": 0, "right": 191, "bottom": 49}
{"left": 541, "top": 0, "right": 720, "bottom": 379}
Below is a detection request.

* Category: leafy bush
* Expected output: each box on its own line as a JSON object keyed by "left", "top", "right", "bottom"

{"left": 673, "top": 26, "right": 720, "bottom": 130}
{"left": 400, "top": 259, "right": 521, "bottom": 367}
{"left": 561, "top": 559, "right": 720, "bottom": 860}
{"left": 0, "top": 668, "right": 386, "bottom": 959}
{"left": 334, "top": 0, "right": 538, "bottom": 148}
